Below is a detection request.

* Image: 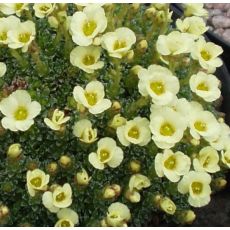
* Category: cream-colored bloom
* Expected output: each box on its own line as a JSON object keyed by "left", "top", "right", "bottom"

{"left": 106, "top": 202, "right": 131, "bottom": 227}
{"left": 7, "top": 143, "right": 22, "bottom": 158}
{"left": 70, "top": 46, "right": 104, "bottom": 73}
{"left": 155, "top": 149, "right": 191, "bottom": 182}
{"left": 73, "top": 119, "right": 97, "bottom": 143}
{"left": 75, "top": 169, "right": 91, "bottom": 186}
{"left": 70, "top": 5, "right": 107, "bottom": 46}
{"left": 117, "top": 117, "right": 151, "bottom": 146}
{"left": 183, "top": 4, "right": 208, "bottom": 17}
{"left": 73, "top": 81, "right": 111, "bottom": 115}
{"left": 191, "top": 37, "right": 223, "bottom": 73}
{"left": 33, "top": 3, "right": 55, "bottom": 18}
{"left": 156, "top": 31, "right": 194, "bottom": 56}
{"left": 27, "top": 169, "right": 50, "bottom": 197}
{"left": 189, "top": 71, "right": 221, "bottom": 102}
{"left": 160, "top": 197, "right": 176, "bottom": 215}
{"left": 88, "top": 137, "right": 124, "bottom": 170}
{"left": 44, "top": 109, "right": 70, "bottom": 131}
{"left": 76, "top": 3, "right": 105, "bottom": 7}
{"left": 101, "top": 27, "right": 136, "bottom": 58}
{"left": 150, "top": 107, "right": 187, "bottom": 149}
{"left": 8, "top": 20, "right": 36, "bottom": 52}
{"left": 221, "top": 149, "right": 230, "bottom": 168}
{"left": 0, "top": 62, "right": 6, "bottom": 77}
{"left": 0, "top": 3, "right": 28, "bottom": 17}
{"left": 176, "top": 16, "right": 208, "bottom": 38}
{"left": 193, "top": 146, "right": 220, "bottom": 173}
{"left": 189, "top": 109, "right": 221, "bottom": 142}
{"left": 108, "top": 114, "right": 127, "bottom": 129}
{"left": 138, "top": 65, "right": 179, "bottom": 105}
{"left": 0, "top": 16, "right": 20, "bottom": 45}
{"left": 42, "top": 183, "right": 72, "bottom": 213}
{"left": 55, "top": 208, "right": 79, "bottom": 227}
{"left": 0, "top": 90, "right": 41, "bottom": 132}
{"left": 178, "top": 171, "right": 211, "bottom": 207}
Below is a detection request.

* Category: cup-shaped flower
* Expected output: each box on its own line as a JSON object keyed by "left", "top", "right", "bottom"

{"left": 70, "top": 46, "right": 104, "bottom": 73}
{"left": 193, "top": 146, "right": 220, "bottom": 173}
{"left": 183, "top": 3, "right": 208, "bottom": 17}
{"left": 27, "top": 169, "right": 50, "bottom": 197}
{"left": 42, "top": 184, "right": 72, "bottom": 213}
{"left": 178, "top": 171, "right": 211, "bottom": 207}
{"left": 156, "top": 31, "right": 193, "bottom": 56}
{"left": 70, "top": 5, "right": 107, "bottom": 46}
{"left": 101, "top": 27, "right": 136, "bottom": 58}
{"left": 189, "top": 71, "right": 221, "bottom": 102}
{"left": 155, "top": 149, "right": 191, "bottom": 182}
{"left": 7, "top": 143, "right": 22, "bottom": 158}
{"left": 73, "top": 80, "right": 112, "bottom": 114}
{"left": 191, "top": 37, "right": 223, "bottom": 73}
{"left": 73, "top": 119, "right": 97, "bottom": 143}
{"left": 138, "top": 65, "right": 180, "bottom": 105}
{"left": 88, "top": 137, "right": 124, "bottom": 170}
{"left": 150, "top": 107, "right": 187, "bottom": 149}
{"left": 109, "top": 114, "right": 127, "bottom": 129}
{"left": 117, "top": 117, "right": 151, "bottom": 147}
{"left": 55, "top": 208, "right": 79, "bottom": 227}
{"left": 0, "top": 90, "right": 41, "bottom": 132}
{"left": 0, "top": 3, "right": 29, "bottom": 17}
{"left": 75, "top": 168, "right": 91, "bottom": 186}
{"left": 221, "top": 149, "right": 230, "bottom": 168}
{"left": 106, "top": 202, "right": 131, "bottom": 227}
{"left": 44, "top": 109, "right": 70, "bottom": 131}
{"left": 0, "top": 62, "right": 6, "bottom": 78}
{"left": 8, "top": 20, "right": 36, "bottom": 52}
{"left": 129, "top": 174, "right": 151, "bottom": 192}
{"left": 33, "top": 3, "right": 55, "bottom": 18}
{"left": 160, "top": 197, "right": 177, "bottom": 215}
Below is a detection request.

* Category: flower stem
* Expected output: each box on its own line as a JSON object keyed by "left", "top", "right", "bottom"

{"left": 10, "top": 49, "right": 28, "bottom": 69}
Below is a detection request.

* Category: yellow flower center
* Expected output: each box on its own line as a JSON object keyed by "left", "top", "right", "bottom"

{"left": 30, "top": 177, "right": 42, "bottom": 187}
{"left": 85, "top": 92, "right": 97, "bottom": 106}
{"left": 39, "top": 5, "right": 50, "bottom": 12}
{"left": 18, "top": 33, "right": 31, "bottom": 43}
{"left": 60, "top": 220, "right": 71, "bottom": 227}
{"left": 160, "top": 123, "right": 175, "bottom": 136}
{"left": 113, "top": 40, "right": 127, "bottom": 50}
{"left": 15, "top": 3, "right": 23, "bottom": 11}
{"left": 83, "top": 20, "right": 97, "bottom": 36}
{"left": 197, "top": 82, "right": 209, "bottom": 91}
{"left": 202, "top": 156, "right": 211, "bottom": 168}
{"left": 150, "top": 81, "right": 165, "bottom": 95}
{"left": 82, "top": 55, "right": 95, "bottom": 66}
{"left": 191, "top": 181, "right": 203, "bottom": 195}
{"left": 194, "top": 121, "right": 207, "bottom": 132}
{"left": 99, "top": 149, "right": 110, "bottom": 162}
{"left": 109, "top": 212, "right": 119, "bottom": 219}
{"left": 0, "top": 31, "right": 7, "bottom": 41}
{"left": 56, "top": 192, "right": 66, "bottom": 202}
{"left": 14, "top": 106, "right": 28, "bottom": 120}
{"left": 201, "top": 50, "right": 211, "bottom": 61}
{"left": 164, "top": 155, "right": 176, "bottom": 170}
{"left": 128, "top": 126, "right": 140, "bottom": 139}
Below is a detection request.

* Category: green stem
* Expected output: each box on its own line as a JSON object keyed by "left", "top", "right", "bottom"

{"left": 31, "top": 51, "right": 48, "bottom": 76}
{"left": 10, "top": 49, "right": 28, "bottom": 68}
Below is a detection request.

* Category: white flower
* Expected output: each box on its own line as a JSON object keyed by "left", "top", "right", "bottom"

{"left": 0, "top": 62, "right": 6, "bottom": 78}
{"left": 75, "top": 168, "right": 91, "bottom": 186}
{"left": 44, "top": 109, "right": 70, "bottom": 131}
{"left": 189, "top": 109, "right": 221, "bottom": 142}
{"left": 55, "top": 208, "right": 79, "bottom": 227}
{"left": 193, "top": 146, "right": 220, "bottom": 173}
{"left": 176, "top": 16, "right": 208, "bottom": 38}
{"left": 189, "top": 71, "right": 221, "bottom": 102}
{"left": 221, "top": 149, "right": 230, "bottom": 168}
{"left": 116, "top": 117, "right": 151, "bottom": 147}
{"left": 33, "top": 3, "right": 55, "bottom": 18}
{"left": 101, "top": 27, "right": 136, "bottom": 58}
{"left": 0, "top": 16, "right": 20, "bottom": 45}
{"left": 106, "top": 202, "right": 131, "bottom": 227}
{"left": 183, "top": 4, "right": 208, "bottom": 17}
{"left": 76, "top": 3, "right": 105, "bottom": 7}
{"left": 155, "top": 149, "right": 191, "bottom": 182}
{"left": 178, "top": 171, "right": 211, "bottom": 207}
{"left": 159, "top": 197, "right": 177, "bottom": 215}
{"left": 8, "top": 20, "right": 36, "bottom": 52}
{"left": 0, "top": 90, "right": 41, "bottom": 132}
{"left": 26, "top": 169, "right": 50, "bottom": 197}
{"left": 73, "top": 119, "right": 97, "bottom": 143}
{"left": 150, "top": 107, "right": 187, "bottom": 149}
{"left": 191, "top": 37, "right": 223, "bottom": 73}
{"left": 73, "top": 80, "right": 112, "bottom": 115}
{"left": 42, "top": 183, "right": 72, "bottom": 213}
{"left": 0, "top": 3, "right": 28, "bottom": 17}
{"left": 70, "top": 46, "right": 104, "bottom": 73}
{"left": 138, "top": 65, "right": 180, "bottom": 105}
{"left": 88, "top": 137, "right": 124, "bottom": 170}
{"left": 129, "top": 174, "right": 151, "bottom": 191}
{"left": 156, "top": 31, "right": 194, "bottom": 56}
{"left": 70, "top": 5, "right": 107, "bottom": 46}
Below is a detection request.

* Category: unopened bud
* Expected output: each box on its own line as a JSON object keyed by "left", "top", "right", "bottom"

{"left": 156, "top": 11, "right": 165, "bottom": 23}
{"left": 214, "top": 177, "right": 227, "bottom": 191}
{"left": 145, "top": 7, "right": 156, "bottom": 18}
{"left": 47, "top": 162, "right": 58, "bottom": 175}
{"left": 131, "top": 65, "right": 143, "bottom": 75}
{"left": 112, "top": 101, "right": 121, "bottom": 111}
{"left": 178, "top": 210, "right": 196, "bottom": 225}
{"left": 130, "top": 160, "right": 141, "bottom": 173}
{"left": 77, "top": 103, "right": 86, "bottom": 113}
{"left": 75, "top": 169, "right": 90, "bottom": 186}
{"left": 125, "top": 189, "right": 140, "bottom": 203}
{"left": 108, "top": 114, "right": 126, "bottom": 129}
{"left": 190, "top": 138, "right": 200, "bottom": 146}
{"left": 93, "top": 36, "right": 101, "bottom": 46}
{"left": 48, "top": 16, "right": 59, "bottom": 29}
{"left": 137, "top": 40, "right": 148, "bottom": 51}
{"left": 126, "top": 50, "right": 134, "bottom": 60}
{"left": 59, "top": 155, "right": 71, "bottom": 168}
{"left": 159, "top": 197, "right": 176, "bottom": 215}
{"left": 0, "top": 205, "right": 9, "bottom": 219}
{"left": 7, "top": 143, "right": 22, "bottom": 158}
{"left": 103, "top": 184, "right": 121, "bottom": 199}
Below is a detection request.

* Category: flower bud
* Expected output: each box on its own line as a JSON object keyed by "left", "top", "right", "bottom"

{"left": 131, "top": 65, "right": 143, "bottom": 75}
{"left": 145, "top": 7, "right": 156, "bottom": 18}
{"left": 213, "top": 177, "right": 227, "bottom": 191}
{"left": 93, "top": 36, "right": 102, "bottom": 46}
{"left": 75, "top": 169, "right": 90, "bottom": 186}
{"left": 59, "top": 155, "right": 71, "bottom": 168}
{"left": 156, "top": 11, "right": 165, "bottom": 24}
{"left": 7, "top": 143, "right": 22, "bottom": 159}
{"left": 126, "top": 50, "right": 134, "bottom": 60}
{"left": 137, "top": 40, "right": 148, "bottom": 51}
{"left": 48, "top": 16, "right": 59, "bottom": 28}
{"left": 131, "top": 3, "right": 140, "bottom": 11}
{"left": 129, "top": 160, "right": 141, "bottom": 173}
{"left": 0, "top": 205, "right": 9, "bottom": 219}
{"left": 125, "top": 189, "right": 140, "bottom": 203}
{"left": 103, "top": 184, "right": 121, "bottom": 199}
{"left": 159, "top": 197, "right": 176, "bottom": 215}
{"left": 178, "top": 210, "right": 196, "bottom": 225}
{"left": 190, "top": 138, "right": 200, "bottom": 146}
{"left": 77, "top": 103, "right": 86, "bottom": 113}
{"left": 57, "top": 11, "right": 67, "bottom": 23}
{"left": 112, "top": 101, "right": 121, "bottom": 111}
{"left": 108, "top": 114, "right": 126, "bottom": 129}
{"left": 47, "top": 162, "right": 58, "bottom": 175}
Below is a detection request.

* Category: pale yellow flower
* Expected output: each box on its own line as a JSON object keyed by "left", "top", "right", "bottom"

{"left": 108, "top": 114, "right": 127, "bottom": 129}
{"left": 0, "top": 62, "right": 6, "bottom": 77}
{"left": 55, "top": 208, "right": 79, "bottom": 227}
{"left": 160, "top": 197, "right": 176, "bottom": 215}
{"left": 0, "top": 3, "right": 28, "bottom": 17}
{"left": 183, "top": 4, "right": 208, "bottom": 17}
{"left": 7, "top": 143, "right": 22, "bottom": 158}
{"left": 0, "top": 90, "right": 41, "bottom": 132}
{"left": 221, "top": 149, "right": 230, "bottom": 168}
{"left": 33, "top": 3, "right": 56, "bottom": 18}
{"left": 75, "top": 169, "right": 91, "bottom": 186}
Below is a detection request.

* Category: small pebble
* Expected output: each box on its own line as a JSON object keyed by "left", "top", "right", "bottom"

{"left": 222, "top": 29, "right": 230, "bottom": 43}
{"left": 212, "top": 15, "right": 230, "bottom": 28}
